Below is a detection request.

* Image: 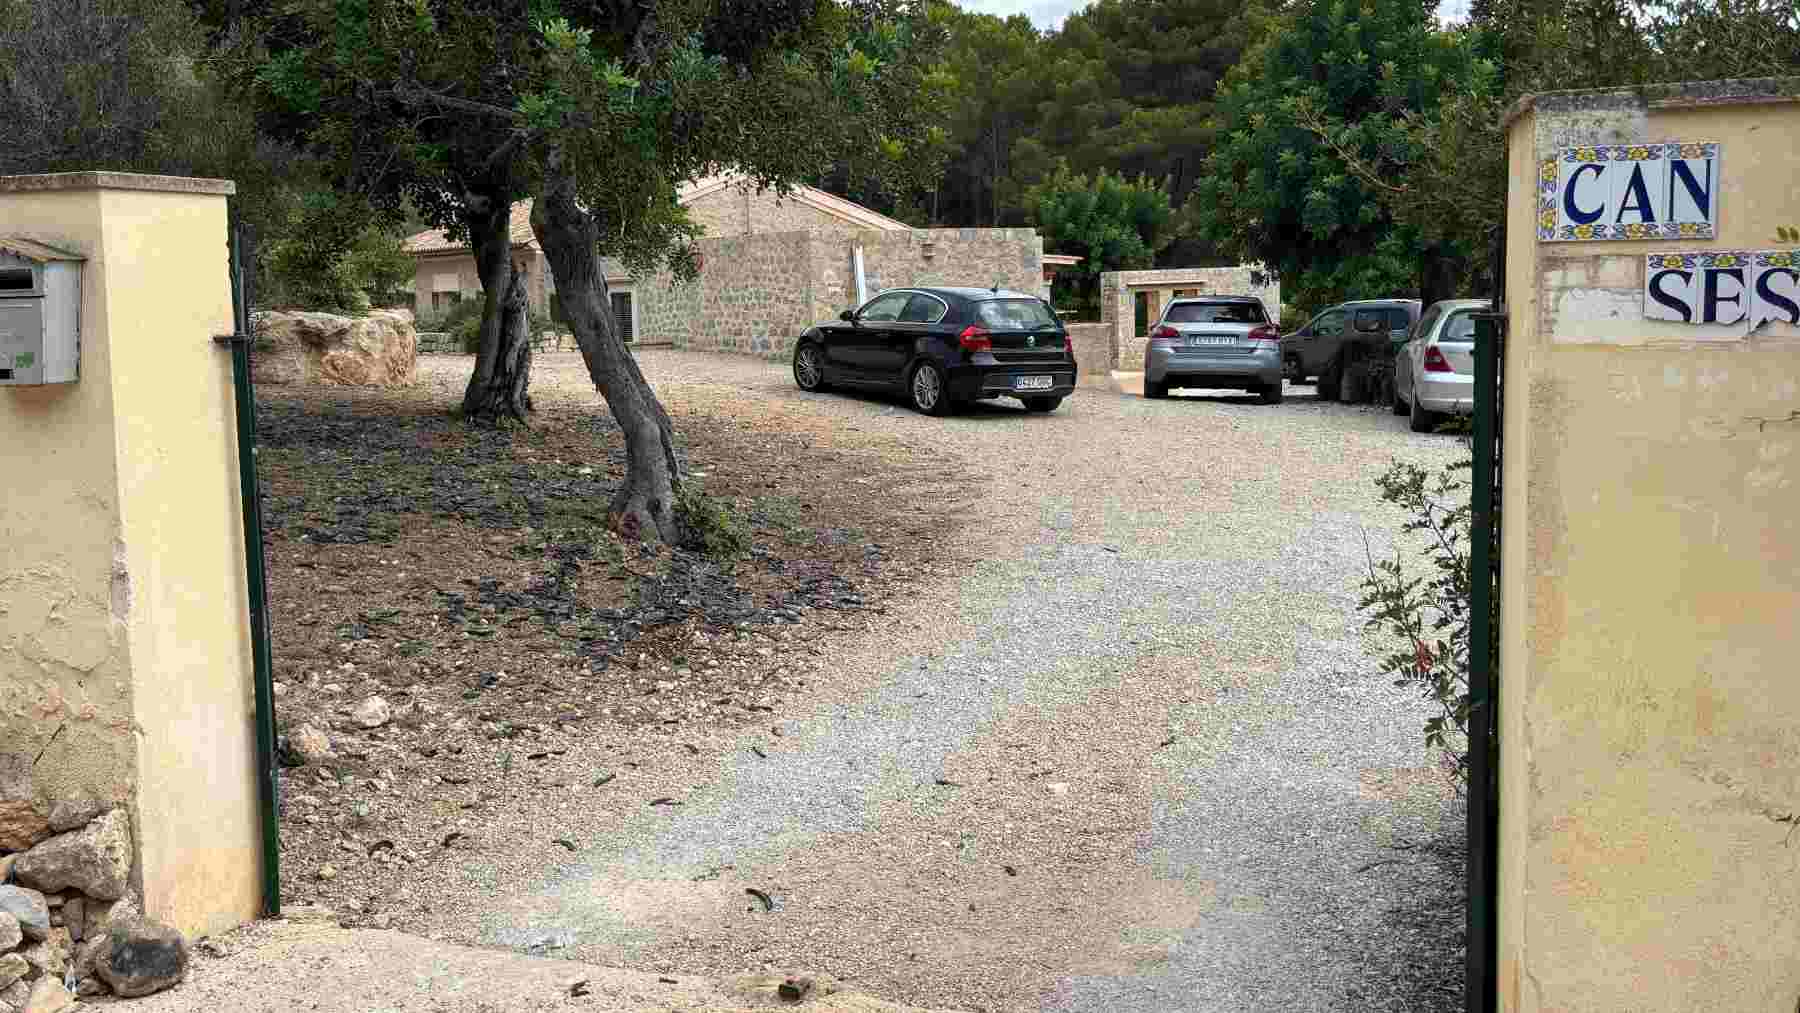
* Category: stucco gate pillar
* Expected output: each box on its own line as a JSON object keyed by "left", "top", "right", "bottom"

{"left": 1496, "top": 82, "right": 1800, "bottom": 1012}
{"left": 0, "top": 172, "right": 263, "bottom": 942}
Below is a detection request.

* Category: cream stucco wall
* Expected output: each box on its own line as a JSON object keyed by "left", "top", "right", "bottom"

{"left": 0, "top": 185, "right": 136, "bottom": 809}
{"left": 1498, "top": 82, "right": 1800, "bottom": 1013}
{"left": 1, "top": 172, "right": 262, "bottom": 939}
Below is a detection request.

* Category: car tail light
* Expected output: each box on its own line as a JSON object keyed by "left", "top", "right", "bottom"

{"left": 958, "top": 325, "right": 991, "bottom": 352}
{"left": 1148, "top": 324, "right": 1179, "bottom": 347}
{"left": 1423, "top": 345, "right": 1453, "bottom": 373}
{"left": 1246, "top": 325, "right": 1280, "bottom": 346}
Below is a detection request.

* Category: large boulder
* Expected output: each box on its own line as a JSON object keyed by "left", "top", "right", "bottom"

{"left": 14, "top": 809, "right": 131, "bottom": 900}
{"left": 251, "top": 309, "right": 417, "bottom": 387}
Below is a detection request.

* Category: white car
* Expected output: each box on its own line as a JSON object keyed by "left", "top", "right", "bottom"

{"left": 1394, "top": 299, "right": 1490, "bottom": 433}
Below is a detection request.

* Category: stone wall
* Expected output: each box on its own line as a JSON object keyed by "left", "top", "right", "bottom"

{"left": 0, "top": 801, "right": 187, "bottom": 1004}
{"left": 1098, "top": 266, "right": 1281, "bottom": 371}
{"left": 642, "top": 231, "right": 819, "bottom": 357}
{"left": 640, "top": 228, "right": 1046, "bottom": 359}
{"left": 1064, "top": 322, "right": 1115, "bottom": 382}
{"left": 684, "top": 185, "right": 868, "bottom": 241}
{"left": 415, "top": 331, "right": 458, "bottom": 355}
{"left": 848, "top": 228, "right": 1044, "bottom": 308}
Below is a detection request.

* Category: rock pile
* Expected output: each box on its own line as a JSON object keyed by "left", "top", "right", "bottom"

{"left": 0, "top": 793, "right": 187, "bottom": 1010}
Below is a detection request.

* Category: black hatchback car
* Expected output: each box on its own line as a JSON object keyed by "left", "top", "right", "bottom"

{"left": 791, "top": 287, "right": 1076, "bottom": 415}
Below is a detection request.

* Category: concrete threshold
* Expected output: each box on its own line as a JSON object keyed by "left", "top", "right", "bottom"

{"left": 130, "top": 914, "right": 961, "bottom": 1013}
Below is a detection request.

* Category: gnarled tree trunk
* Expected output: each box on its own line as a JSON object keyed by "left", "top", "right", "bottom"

{"left": 529, "top": 158, "right": 683, "bottom": 543}
{"left": 460, "top": 192, "right": 534, "bottom": 422}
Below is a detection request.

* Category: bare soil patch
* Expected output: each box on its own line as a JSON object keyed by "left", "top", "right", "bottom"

{"left": 259, "top": 353, "right": 977, "bottom": 916}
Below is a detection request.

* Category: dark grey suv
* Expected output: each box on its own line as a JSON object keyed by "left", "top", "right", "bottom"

{"left": 1279, "top": 299, "right": 1421, "bottom": 401}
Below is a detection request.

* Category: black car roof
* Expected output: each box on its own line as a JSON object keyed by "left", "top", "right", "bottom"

{"left": 901, "top": 286, "right": 1041, "bottom": 302}
{"left": 1167, "top": 294, "right": 1263, "bottom": 302}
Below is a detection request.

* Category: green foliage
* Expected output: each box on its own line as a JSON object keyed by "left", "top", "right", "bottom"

{"left": 674, "top": 484, "right": 751, "bottom": 561}
{"left": 0, "top": 0, "right": 203, "bottom": 175}
{"left": 262, "top": 192, "right": 412, "bottom": 312}
{"left": 1358, "top": 457, "right": 1494, "bottom": 786}
{"left": 1029, "top": 164, "right": 1174, "bottom": 312}
{"left": 343, "top": 228, "right": 414, "bottom": 306}
{"left": 426, "top": 298, "right": 550, "bottom": 354}
{"left": 916, "top": 0, "right": 1251, "bottom": 245}
{"left": 1190, "top": 0, "right": 1482, "bottom": 305}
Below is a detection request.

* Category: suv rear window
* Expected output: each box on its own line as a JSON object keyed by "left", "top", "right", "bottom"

{"left": 1352, "top": 307, "right": 1411, "bottom": 333}
{"left": 976, "top": 299, "right": 1057, "bottom": 330}
{"left": 1164, "top": 301, "right": 1268, "bottom": 324}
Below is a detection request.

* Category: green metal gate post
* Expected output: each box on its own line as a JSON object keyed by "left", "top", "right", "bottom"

{"left": 1466, "top": 306, "right": 1503, "bottom": 1013}
{"left": 220, "top": 223, "right": 282, "bottom": 917}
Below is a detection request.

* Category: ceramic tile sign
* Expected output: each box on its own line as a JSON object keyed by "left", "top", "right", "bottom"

{"left": 1644, "top": 250, "right": 1799, "bottom": 327}
{"left": 1539, "top": 142, "right": 1719, "bottom": 242}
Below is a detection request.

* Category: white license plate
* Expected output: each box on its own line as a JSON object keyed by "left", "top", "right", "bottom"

{"left": 1014, "top": 375, "right": 1053, "bottom": 391}
{"left": 1187, "top": 334, "right": 1234, "bottom": 346}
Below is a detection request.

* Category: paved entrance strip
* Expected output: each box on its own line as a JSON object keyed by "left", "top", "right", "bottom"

{"left": 447, "top": 354, "right": 1462, "bottom": 1011}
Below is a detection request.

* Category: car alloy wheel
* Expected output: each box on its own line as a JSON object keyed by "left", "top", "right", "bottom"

{"left": 910, "top": 362, "right": 946, "bottom": 415}
{"left": 794, "top": 344, "right": 824, "bottom": 391}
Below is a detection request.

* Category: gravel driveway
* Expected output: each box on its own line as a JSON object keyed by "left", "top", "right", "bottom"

{"left": 414, "top": 351, "right": 1464, "bottom": 1012}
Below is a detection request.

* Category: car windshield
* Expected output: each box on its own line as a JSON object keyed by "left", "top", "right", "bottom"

{"left": 1165, "top": 301, "right": 1267, "bottom": 324}
{"left": 976, "top": 299, "right": 1057, "bottom": 330}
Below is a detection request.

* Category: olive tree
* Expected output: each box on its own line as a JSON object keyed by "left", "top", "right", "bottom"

{"left": 198, "top": 0, "right": 942, "bottom": 542}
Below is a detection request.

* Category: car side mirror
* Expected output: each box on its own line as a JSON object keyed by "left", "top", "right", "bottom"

{"left": 1353, "top": 317, "right": 1382, "bottom": 333}
{"left": 839, "top": 310, "right": 857, "bottom": 322}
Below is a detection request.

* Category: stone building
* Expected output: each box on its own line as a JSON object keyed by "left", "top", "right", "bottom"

{"left": 403, "top": 176, "right": 914, "bottom": 342}
{"left": 403, "top": 177, "right": 1053, "bottom": 358}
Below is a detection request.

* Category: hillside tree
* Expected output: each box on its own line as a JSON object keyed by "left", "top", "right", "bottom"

{"left": 1189, "top": 0, "right": 1485, "bottom": 309}
{"left": 1027, "top": 163, "right": 1175, "bottom": 313}
{"left": 197, "top": 0, "right": 943, "bottom": 544}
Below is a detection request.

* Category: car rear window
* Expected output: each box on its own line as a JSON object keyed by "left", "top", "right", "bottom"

{"left": 1164, "top": 301, "right": 1268, "bottom": 324}
{"left": 1440, "top": 311, "right": 1479, "bottom": 342}
{"left": 976, "top": 299, "right": 1057, "bottom": 330}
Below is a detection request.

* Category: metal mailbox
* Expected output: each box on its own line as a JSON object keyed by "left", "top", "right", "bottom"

{"left": 0, "top": 237, "right": 84, "bottom": 384}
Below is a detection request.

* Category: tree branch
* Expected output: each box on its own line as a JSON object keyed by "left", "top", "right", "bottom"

{"left": 382, "top": 83, "right": 521, "bottom": 121}
{"left": 1291, "top": 100, "right": 1409, "bottom": 197}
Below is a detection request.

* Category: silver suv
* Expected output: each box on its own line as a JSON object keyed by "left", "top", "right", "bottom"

{"left": 1143, "top": 296, "right": 1283, "bottom": 403}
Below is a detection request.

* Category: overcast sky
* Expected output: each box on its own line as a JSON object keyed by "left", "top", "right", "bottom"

{"left": 958, "top": 0, "right": 1470, "bottom": 33}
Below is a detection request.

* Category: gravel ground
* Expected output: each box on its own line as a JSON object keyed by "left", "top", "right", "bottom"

{"left": 391, "top": 351, "right": 1467, "bottom": 1012}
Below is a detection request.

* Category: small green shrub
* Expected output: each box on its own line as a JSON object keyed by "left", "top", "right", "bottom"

{"left": 429, "top": 297, "right": 548, "bottom": 354}
{"left": 1358, "top": 456, "right": 1495, "bottom": 787}
{"left": 674, "top": 483, "right": 751, "bottom": 561}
